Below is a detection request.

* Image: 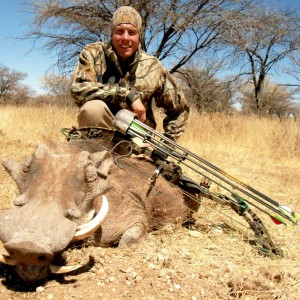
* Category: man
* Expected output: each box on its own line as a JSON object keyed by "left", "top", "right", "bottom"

{"left": 71, "top": 6, "right": 189, "bottom": 141}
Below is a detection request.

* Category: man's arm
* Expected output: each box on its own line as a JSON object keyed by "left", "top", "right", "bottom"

{"left": 70, "top": 46, "right": 127, "bottom": 107}
{"left": 156, "top": 69, "right": 190, "bottom": 141}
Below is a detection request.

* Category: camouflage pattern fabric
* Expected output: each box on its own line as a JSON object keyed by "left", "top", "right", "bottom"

{"left": 112, "top": 6, "right": 142, "bottom": 32}
{"left": 71, "top": 41, "right": 190, "bottom": 141}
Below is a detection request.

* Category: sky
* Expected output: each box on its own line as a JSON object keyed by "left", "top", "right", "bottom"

{"left": 0, "top": 0, "right": 58, "bottom": 94}
{"left": 0, "top": 0, "right": 300, "bottom": 95}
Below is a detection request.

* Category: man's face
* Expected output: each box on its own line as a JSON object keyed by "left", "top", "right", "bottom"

{"left": 112, "top": 23, "right": 140, "bottom": 61}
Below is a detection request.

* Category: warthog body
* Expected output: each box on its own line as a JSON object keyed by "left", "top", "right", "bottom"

{"left": 0, "top": 139, "right": 189, "bottom": 282}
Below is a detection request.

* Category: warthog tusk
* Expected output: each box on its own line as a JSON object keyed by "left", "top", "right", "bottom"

{"left": 0, "top": 254, "right": 17, "bottom": 266}
{"left": 76, "top": 209, "right": 96, "bottom": 231}
{"left": 72, "top": 195, "right": 109, "bottom": 242}
{"left": 49, "top": 264, "right": 83, "bottom": 274}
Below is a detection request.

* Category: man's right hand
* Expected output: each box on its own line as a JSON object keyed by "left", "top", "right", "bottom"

{"left": 131, "top": 98, "right": 146, "bottom": 122}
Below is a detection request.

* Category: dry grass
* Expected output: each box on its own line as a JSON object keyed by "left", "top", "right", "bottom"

{"left": 0, "top": 105, "right": 77, "bottom": 208}
{"left": 179, "top": 110, "right": 300, "bottom": 209}
{"left": 0, "top": 105, "right": 300, "bottom": 299}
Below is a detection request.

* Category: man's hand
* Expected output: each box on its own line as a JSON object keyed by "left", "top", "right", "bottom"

{"left": 117, "top": 78, "right": 146, "bottom": 122}
{"left": 131, "top": 98, "right": 146, "bottom": 122}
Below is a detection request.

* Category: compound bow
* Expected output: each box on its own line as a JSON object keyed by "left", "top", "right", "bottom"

{"left": 62, "top": 109, "right": 299, "bottom": 257}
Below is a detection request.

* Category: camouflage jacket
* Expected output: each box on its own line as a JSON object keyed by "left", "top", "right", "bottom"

{"left": 71, "top": 41, "right": 190, "bottom": 140}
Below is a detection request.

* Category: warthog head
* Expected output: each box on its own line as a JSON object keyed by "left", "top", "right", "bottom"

{"left": 0, "top": 142, "right": 112, "bottom": 282}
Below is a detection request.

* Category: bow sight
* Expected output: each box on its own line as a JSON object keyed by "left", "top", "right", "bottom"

{"left": 112, "top": 109, "right": 299, "bottom": 256}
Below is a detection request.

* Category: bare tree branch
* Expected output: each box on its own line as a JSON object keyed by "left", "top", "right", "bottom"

{"left": 221, "top": 6, "right": 300, "bottom": 113}
{"left": 23, "top": 0, "right": 255, "bottom": 74}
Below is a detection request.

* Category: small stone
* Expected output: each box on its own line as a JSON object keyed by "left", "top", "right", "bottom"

{"left": 148, "top": 263, "right": 156, "bottom": 269}
{"left": 189, "top": 230, "right": 202, "bottom": 238}
{"left": 157, "top": 254, "right": 166, "bottom": 262}
{"left": 120, "top": 267, "right": 133, "bottom": 273}
{"left": 126, "top": 280, "right": 131, "bottom": 286}
{"left": 160, "top": 248, "right": 168, "bottom": 255}
{"left": 145, "top": 254, "right": 152, "bottom": 261}
{"left": 135, "top": 275, "right": 143, "bottom": 283}
{"left": 36, "top": 286, "right": 45, "bottom": 293}
{"left": 131, "top": 271, "right": 138, "bottom": 279}
{"left": 211, "top": 226, "right": 224, "bottom": 234}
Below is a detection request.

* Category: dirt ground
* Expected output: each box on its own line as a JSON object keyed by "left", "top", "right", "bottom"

{"left": 1, "top": 209, "right": 300, "bottom": 300}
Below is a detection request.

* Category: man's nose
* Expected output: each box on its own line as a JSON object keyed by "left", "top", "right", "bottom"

{"left": 122, "top": 30, "right": 129, "bottom": 40}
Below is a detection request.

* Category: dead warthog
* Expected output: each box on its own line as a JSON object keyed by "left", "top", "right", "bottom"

{"left": 0, "top": 139, "right": 190, "bottom": 282}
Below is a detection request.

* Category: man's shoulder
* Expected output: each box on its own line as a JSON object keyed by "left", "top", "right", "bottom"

{"left": 139, "top": 51, "right": 163, "bottom": 67}
{"left": 140, "top": 50, "right": 158, "bottom": 60}
{"left": 83, "top": 41, "right": 108, "bottom": 53}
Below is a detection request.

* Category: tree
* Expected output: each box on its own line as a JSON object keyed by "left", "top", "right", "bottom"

{"left": 282, "top": 53, "right": 300, "bottom": 91}
{"left": 176, "top": 59, "right": 234, "bottom": 113}
{"left": 41, "top": 73, "right": 72, "bottom": 106}
{"left": 0, "top": 64, "right": 29, "bottom": 105}
{"left": 12, "top": 85, "right": 34, "bottom": 106}
{"left": 26, "top": 0, "right": 255, "bottom": 73}
{"left": 238, "top": 80, "right": 296, "bottom": 118}
{"left": 221, "top": 6, "right": 300, "bottom": 115}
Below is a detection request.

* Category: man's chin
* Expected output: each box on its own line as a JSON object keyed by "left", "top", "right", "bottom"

{"left": 118, "top": 51, "right": 134, "bottom": 60}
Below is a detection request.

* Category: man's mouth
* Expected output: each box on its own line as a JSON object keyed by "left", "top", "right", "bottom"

{"left": 120, "top": 45, "right": 131, "bottom": 50}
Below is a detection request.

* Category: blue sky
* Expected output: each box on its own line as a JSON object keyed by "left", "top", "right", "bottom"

{"left": 0, "top": 0, "right": 300, "bottom": 95}
{"left": 0, "top": 0, "right": 57, "bottom": 94}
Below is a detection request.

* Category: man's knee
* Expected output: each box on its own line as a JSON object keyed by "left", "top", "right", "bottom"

{"left": 77, "top": 100, "right": 114, "bottom": 128}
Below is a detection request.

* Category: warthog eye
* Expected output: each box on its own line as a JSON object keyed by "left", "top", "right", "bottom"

{"left": 85, "top": 164, "right": 98, "bottom": 183}
{"left": 37, "top": 255, "right": 48, "bottom": 261}
{"left": 86, "top": 173, "right": 98, "bottom": 183}
{"left": 21, "top": 155, "right": 33, "bottom": 173}
{"left": 22, "top": 163, "right": 30, "bottom": 173}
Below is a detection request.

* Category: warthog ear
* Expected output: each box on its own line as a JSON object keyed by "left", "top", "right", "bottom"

{"left": 88, "top": 151, "right": 113, "bottom": 179}
{"left": 2, "top": 156, "right": 32, "bottom": 194}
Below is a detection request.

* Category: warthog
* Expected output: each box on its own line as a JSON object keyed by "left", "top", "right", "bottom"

{"left": 0, "top": 139, "right": 192, "bottom": 282}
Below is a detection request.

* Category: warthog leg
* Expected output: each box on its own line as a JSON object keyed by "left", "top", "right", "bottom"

{"left": 118, "top": 225, "right": 145, "bottom": 247}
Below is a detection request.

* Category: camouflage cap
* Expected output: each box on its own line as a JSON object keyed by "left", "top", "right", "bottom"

{"left": 112, "top": 6, "right": 142, "bottom": 33}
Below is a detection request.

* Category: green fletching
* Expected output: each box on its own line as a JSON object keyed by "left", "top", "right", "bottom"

{"left": 291, "top": 213, "right": 300, "bottom": 223}
{"left": 278, "top": 205, "right": 299, "bottom": 224}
